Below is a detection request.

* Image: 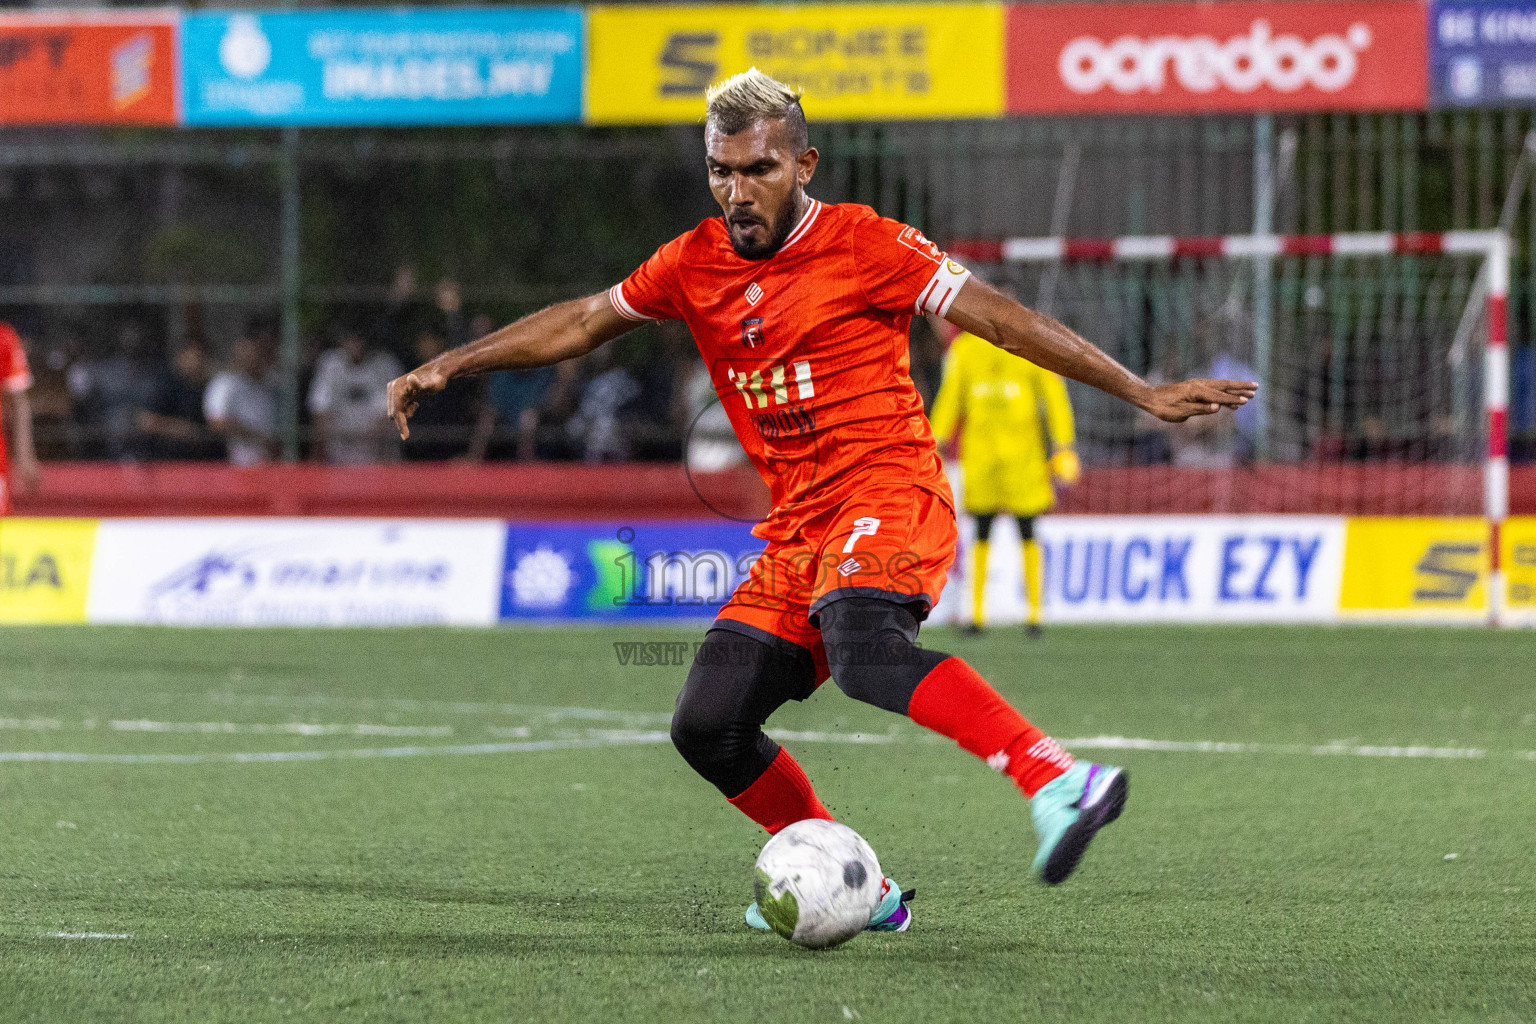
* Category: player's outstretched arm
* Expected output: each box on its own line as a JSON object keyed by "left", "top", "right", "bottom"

{"left": 944, "top": 277, "right": 1256, "bottom": 423}
{"left": 387, "top": 291, "right": 632, "bottom": 440}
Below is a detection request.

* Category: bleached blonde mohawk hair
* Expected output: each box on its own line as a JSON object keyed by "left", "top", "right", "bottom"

{"left": 704, "top": 67, "right": 809, "bottom": 151}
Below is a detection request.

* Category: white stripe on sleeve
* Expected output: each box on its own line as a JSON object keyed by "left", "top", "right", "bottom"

{"left": 915, "top": 258, "right": 972, "bottom": 317}
{"left": 608, "top": 283, "right": 654, "bottom": 322}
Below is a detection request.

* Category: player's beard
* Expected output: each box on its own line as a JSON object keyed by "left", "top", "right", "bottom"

{"left": 727, "top": 193, "right": 802, "bottom": 260}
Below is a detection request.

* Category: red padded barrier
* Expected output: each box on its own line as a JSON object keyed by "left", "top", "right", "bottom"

{"left": 12, "top": 462, "right": 771, "bottom": 520}
{"left": 9, "top": 461, "right": 1533, "bottom": 519}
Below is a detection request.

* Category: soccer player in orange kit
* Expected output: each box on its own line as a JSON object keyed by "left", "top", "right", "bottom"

{"left": 0, "top": 320, "right": 40, "bottom": 515}
{"left": 388, "top": 69, "right": 1254, "bottom": 932}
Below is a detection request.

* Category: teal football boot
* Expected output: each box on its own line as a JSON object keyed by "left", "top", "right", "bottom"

{"left": 746, "top": 877, "right": 913, "bottom": 933}
{"left": 1030, "top": 762, "right": 1128, "bottom": 884}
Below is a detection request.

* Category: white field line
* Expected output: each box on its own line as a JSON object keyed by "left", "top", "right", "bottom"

{"left": 47, "top": 932, "right": 131, "bottom": 939}
{"left": 107, "top": 720, "right": 453, "bottom": 737}
{"left": 1, "top": 688, "right": 675, "bottom": 726}
{"left": 0, "top": 733, "right": 673, "bottom": 764}
{"left": 1060, "top": 736, "right": 1490, "bottom": 759}
{"left": 0, "top": 726, "right": 1527, "bottom": 766}
{"left": 0, "top": 718, "right": 62, "bottom": 731}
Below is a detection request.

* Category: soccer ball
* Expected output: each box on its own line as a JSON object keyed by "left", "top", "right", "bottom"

{"left": 753, "top": 819, "right": 883, "bottom": 950}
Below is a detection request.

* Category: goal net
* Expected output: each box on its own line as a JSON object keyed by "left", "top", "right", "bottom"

{"left": 947, "top": 232, "right": 1509, "bottom": 520}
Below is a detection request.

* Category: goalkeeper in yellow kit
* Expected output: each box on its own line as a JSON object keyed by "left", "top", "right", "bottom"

{"left": 930, "top": 329, "right": 1079, "bottom": 635}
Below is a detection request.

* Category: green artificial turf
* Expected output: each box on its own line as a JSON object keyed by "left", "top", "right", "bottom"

{"left": 0, "top": 624, "right": 1533, "bottom": 1022}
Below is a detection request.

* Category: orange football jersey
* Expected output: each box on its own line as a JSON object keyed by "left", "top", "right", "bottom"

{"left": 611, "top": 201, "right": 971, "bottom": 540}
{"left": 0, "top": 322, "right": 32, "bottom": 477}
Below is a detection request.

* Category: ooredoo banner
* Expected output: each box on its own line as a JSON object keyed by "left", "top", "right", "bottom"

{"left": 0, "top": 10, "right": 178, "bottom": 126}
{"left": 180, "top": 7, "right": 583, "bottom": 126}
{"left": 1005, "top": 0, "right": 1428, "bottom": 115}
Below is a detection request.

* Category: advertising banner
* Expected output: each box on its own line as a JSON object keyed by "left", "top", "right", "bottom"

{"left": 1338, "top": 516, "right": 1488, "bottom": 620}
{"left": 86, "top": 519, "right": 506, "bottom": 627}
{"left": 1004, "top": 0, "right": 1427, "bottom": 115}
{"left": 0, "top": 518, "right": 97, "bottom": 625}
{"left": 932, "top": 515, "right": 1346, "bottom": 624}
{"left": 0, "top": 11, "right": 177, "bottom": 126}
{"left": 180, "top": 7, "right": 583, "bottom": 126}
{"left": 1506, "top": 516, "right": 1536, "bottom": 622}
{"left": 587, "top": 3, "right": 1003, "bottom": 124}
{"left": 501, "top": 520, "right": 761, "bottom": 621}
{"left": 1430, "top": 0, "right": 1536, "bottom": 106}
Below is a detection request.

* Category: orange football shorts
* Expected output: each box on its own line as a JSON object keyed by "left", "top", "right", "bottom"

{"left": 713, "top": 480, "right": 958, "bottom": 682}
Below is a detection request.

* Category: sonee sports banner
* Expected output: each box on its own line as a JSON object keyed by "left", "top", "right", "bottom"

{"left": 1004, "top": 0, "right": 1428, "bottom": 115}
{"left": 586, "top": 3, "right": 1004, "bottom": 124}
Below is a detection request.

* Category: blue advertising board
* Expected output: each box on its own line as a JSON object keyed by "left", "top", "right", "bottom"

{"left": 1431, "top": 0, "right": 1536, "bottom": 106}
{"left": 181, "top": 7, "right": 583, "bottom": 126}
{"left": 500, "top": 521, "right": 765, "bottom": 622}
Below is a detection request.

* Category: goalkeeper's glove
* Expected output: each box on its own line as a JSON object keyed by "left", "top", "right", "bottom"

{"left": 1050, "top": 449, "right": 1081, "bottom": 486}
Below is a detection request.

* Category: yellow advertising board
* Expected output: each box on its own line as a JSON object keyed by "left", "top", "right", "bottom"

{"left": 1338, "top": 517, "right": 1488, "bottom": 619}
{"left": 0, "top": 518, "right": 97, "bottom": 624}
{"left": 586, "top": 3, "right": 1004, "bottom": 125}
{"left": 1505, "top": 516, "right": 1536, "bottom": 614}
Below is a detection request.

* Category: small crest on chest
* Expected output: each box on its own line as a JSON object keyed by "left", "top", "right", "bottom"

{"left": 741, "top": 317, "right": 765, "bottom": 349}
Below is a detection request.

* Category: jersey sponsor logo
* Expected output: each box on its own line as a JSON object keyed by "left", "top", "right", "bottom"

{"left": 837, "top": 557, "right": 863, "bottom": 577}
{"left": 842, "top": 516, "right": 882, "bottom": 554}
{"left": 897, "top": 225, "right": 943, "bottom": 263}
{"left": 754, "top": 404, "right": 816, "bottom": 440}
{"left": 728, "top": 361, "right": 818, "bottom": 439}
{"left": 741, "top": 317, "right": 764, "bottom": 349}
{"left": 745, "top": 281, "right": 764, "bottom": 306}
{"left": 728, "top": 361, "right": 814, "bottom": 408}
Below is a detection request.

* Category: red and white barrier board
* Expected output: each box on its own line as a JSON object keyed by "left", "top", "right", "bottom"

{"left": 1005, "top": 0, "right": 1427, "bottom": 115}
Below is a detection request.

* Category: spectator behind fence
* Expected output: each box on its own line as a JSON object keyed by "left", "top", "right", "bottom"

{"left": 136, "top": 343, "right": 219, "bottom": 460}
{"left": 204, "top": 332, "right": 278, "bottom": 465}
{"left": 566, "top": 348, "right": 640, "bottom": 464}
{"left": 309, "top": 327, "right": 401, "bottom": 464}
{"left": 70, "top": 322, "right": 160, "bottom": 460}
{"left": 402, "top": 326, "right": 486, "bottom": 461}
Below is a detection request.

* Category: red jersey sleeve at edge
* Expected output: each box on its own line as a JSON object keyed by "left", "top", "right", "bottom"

{"left": 851, "top": 213, "right": 972, "bottom": 318}
{"left": 610, "top": 234, "right": 687, "bottom": 323}
{"left": 0, "top": 324, "right": 32, "bottom": 392}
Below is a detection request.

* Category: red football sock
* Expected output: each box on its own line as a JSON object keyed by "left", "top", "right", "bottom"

{"left": 727, "top": 747, "right": 835, "bottom": 834}
{"left": 907, "top": 656, "right": 1073, "bottom": 797}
